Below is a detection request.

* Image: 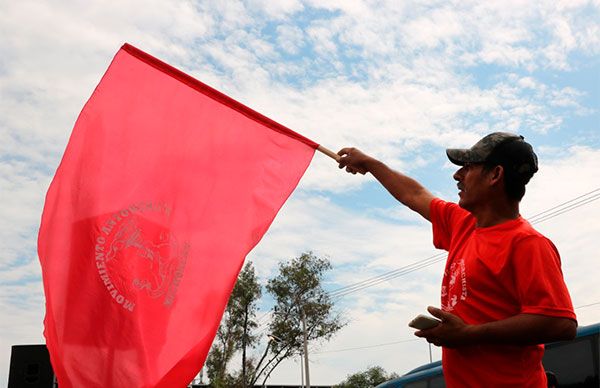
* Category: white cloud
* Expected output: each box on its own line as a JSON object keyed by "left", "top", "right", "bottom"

{"left": 276, "top": 25, "right": 305, "bottom": 55}
{"left": 248, "top": 0, "right": 304, "bottom": 19}
{"left": 307, "top": 23, "right": 340, "bottom": 56}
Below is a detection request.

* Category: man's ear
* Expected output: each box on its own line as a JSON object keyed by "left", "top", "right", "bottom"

{"left": 488, "top": 165, "right": 504, "bottom": 186}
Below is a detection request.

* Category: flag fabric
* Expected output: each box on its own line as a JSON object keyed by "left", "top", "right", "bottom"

{"left": 38, "top": 43, "right": 317, "bottom": 388}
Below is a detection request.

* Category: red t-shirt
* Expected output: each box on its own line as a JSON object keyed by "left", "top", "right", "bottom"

{"left": 429, "top": 198, "right": 576, "bottom": 388}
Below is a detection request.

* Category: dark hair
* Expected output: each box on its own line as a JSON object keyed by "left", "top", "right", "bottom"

{"left": 483, "top": 138, "right": 537, "bottom": 201}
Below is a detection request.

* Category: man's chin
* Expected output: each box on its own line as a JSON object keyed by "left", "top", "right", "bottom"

{"left": 457, "top": 198, "right": 470, "bottom": 211}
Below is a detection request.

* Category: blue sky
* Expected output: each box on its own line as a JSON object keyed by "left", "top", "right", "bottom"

{"left": 1, "top": 1, "right": 599, "bottom": 386}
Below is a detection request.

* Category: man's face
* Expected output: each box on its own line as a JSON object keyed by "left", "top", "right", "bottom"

{"left": 453, "top": 163, "right": 489, "bottom": 211}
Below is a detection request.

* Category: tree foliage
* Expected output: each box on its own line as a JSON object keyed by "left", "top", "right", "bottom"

{"left": 233, "top": 261, "right": 262, "bottom": 386}
{"left": 334, "top": 366, "right": 399, "bottom": 388}
{"left": 206, "top": 262, "right": 262, "bottom": 387}
{"left": 206, "top": 252, "right": 344, "bottom": 387}
{"left": 248, "top": 252, "right": 345, "bottom": 385}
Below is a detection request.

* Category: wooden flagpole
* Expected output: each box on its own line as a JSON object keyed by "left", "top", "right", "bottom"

{"left": 317, "top": 145, "right": 341, "bottom": 162}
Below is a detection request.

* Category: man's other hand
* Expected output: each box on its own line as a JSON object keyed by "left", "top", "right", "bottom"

{"left": 414, "top": 306, "right": 473, "bottom": 348}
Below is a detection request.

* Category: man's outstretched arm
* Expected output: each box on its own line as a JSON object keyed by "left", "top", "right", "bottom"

{"left": 337, "top": 147, "right": 435, "bottom": 220}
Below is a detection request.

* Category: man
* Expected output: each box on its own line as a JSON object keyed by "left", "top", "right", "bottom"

{"left": 337, "top": 132, "right": 577, "bottom": 387}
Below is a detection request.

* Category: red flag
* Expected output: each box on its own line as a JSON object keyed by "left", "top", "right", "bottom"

{"left": 38, "top": 43, "right": 317, "bottom": 387}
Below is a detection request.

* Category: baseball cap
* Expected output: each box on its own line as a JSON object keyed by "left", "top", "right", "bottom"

{"left": 446, "top": 132, "right": 539, "bottom": 183}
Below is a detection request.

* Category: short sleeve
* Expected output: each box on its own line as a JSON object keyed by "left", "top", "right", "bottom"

{"left": 513, "top": 236, "right": 577, "bottom": 321}
{"left": 430, "top": 198, "right": 468, "bottom": 251}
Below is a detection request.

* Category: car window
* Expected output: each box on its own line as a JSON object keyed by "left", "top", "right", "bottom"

{"left": 404, "top": 380, "right": 427, "bottom": 388}
{"left": 404, "top": 375, "right": 446, "bottom": 388}
{"left": 429, "top": 375, "right": 446, "bottom": 388}
{"left": 542, "top": 333, "right": 599, "bottom": 387}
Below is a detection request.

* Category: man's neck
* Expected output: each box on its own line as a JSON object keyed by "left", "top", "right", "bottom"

{"left": 473, "top": 200, "right": 520, "bottom": 228}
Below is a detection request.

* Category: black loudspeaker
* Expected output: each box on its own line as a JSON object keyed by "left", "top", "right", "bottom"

{"left": 8, "top": 345, "right": 55, "bottom": 388}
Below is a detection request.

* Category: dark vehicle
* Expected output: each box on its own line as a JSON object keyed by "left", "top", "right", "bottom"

{"left": 376, "top": 323, "right": 599, "bottom": 388}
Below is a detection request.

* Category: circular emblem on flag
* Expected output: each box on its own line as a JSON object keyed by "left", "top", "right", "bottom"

{"left": 93, "top": 202, "right": 189, "bottom": 312}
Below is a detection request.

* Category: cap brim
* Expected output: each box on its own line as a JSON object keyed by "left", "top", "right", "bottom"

{"left": 446, "top": 148, "right": 486, "bottom": 166}
{"left": 446, "top": 149, "right": 468, "bottom": 165}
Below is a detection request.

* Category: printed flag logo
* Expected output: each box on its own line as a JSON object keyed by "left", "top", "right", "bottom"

{"left": 94, "top": 202, "right": 188, "bottom": 312}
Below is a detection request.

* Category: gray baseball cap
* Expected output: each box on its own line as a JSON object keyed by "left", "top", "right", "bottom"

{"left": 446, "top": 132, "right": 539, "bottom": 182}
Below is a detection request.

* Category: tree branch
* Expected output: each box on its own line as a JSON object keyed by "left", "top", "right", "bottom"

{"left": 250, "top": 343, "right": 293, "bottom": 386}
{"left": 260, "top": 348, "right": 294, "bottom": 386}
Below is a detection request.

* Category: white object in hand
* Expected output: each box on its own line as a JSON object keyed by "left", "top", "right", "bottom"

{"left": 408, "top": 314, "right": 441, "bottom": 330}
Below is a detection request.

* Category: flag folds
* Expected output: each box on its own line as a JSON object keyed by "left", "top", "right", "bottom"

{"left": 38, "top": 43, "right": 317, "bottom": 388}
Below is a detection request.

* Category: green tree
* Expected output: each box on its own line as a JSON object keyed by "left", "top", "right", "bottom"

{"left": 335, "top": 366, "right": 399, "bottom": 388}
{"left": 206, "top": 262, "right": 262, "bottom": 388}
{"left": 231, "top": 262, "right": 262, "bottom": 387}
{"left": 249, "top": 252, "right": 345, "bottom": 386}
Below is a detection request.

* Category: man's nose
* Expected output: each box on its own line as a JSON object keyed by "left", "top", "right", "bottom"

{"left": 453, "top": 168, "right": 462, "bottom": 181}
